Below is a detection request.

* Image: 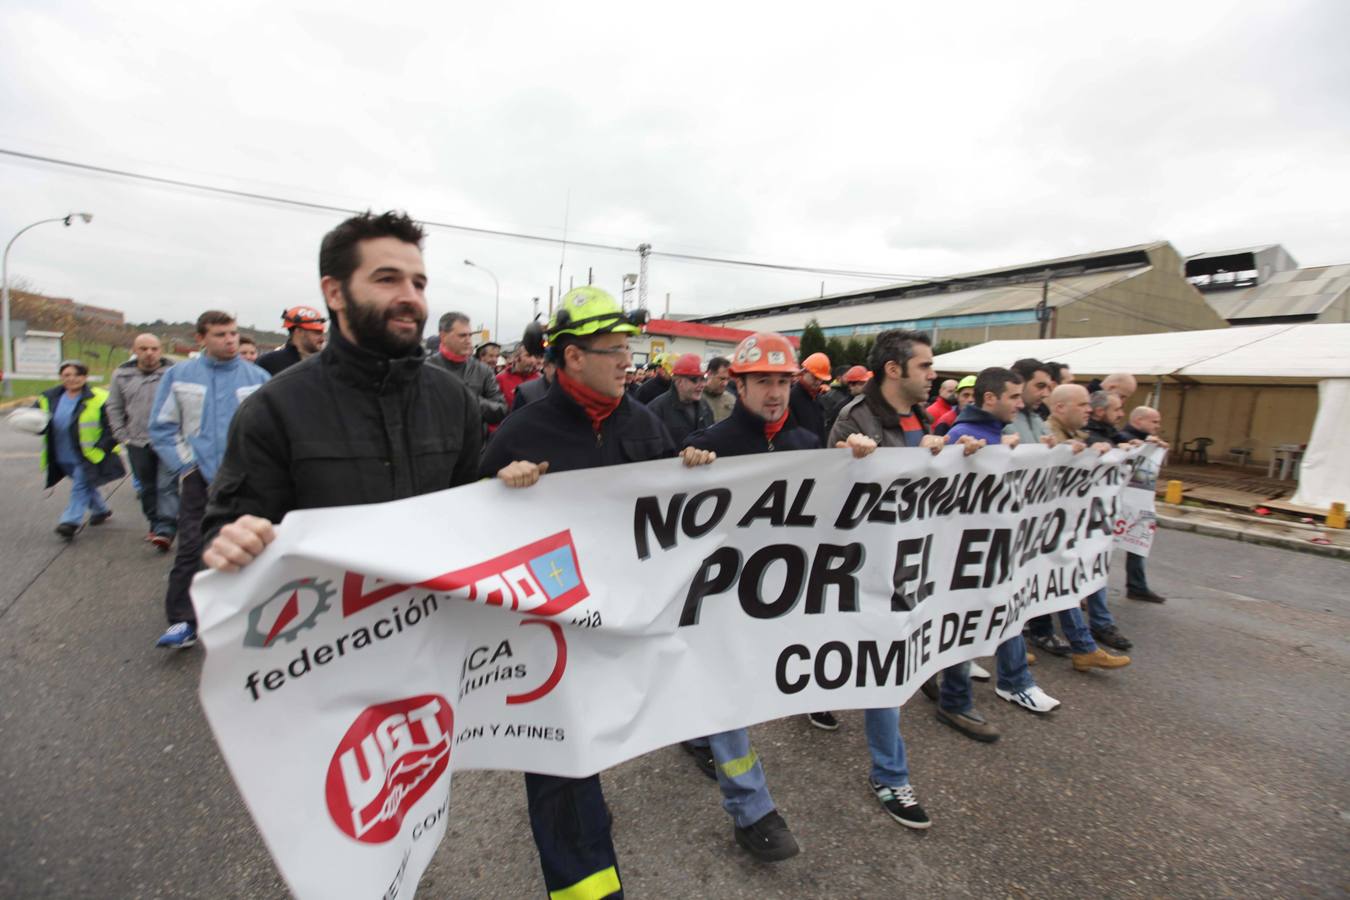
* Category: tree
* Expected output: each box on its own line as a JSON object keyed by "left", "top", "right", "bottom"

{"left": 799, "top": 319, "right": 826, "bottom": 360}
{"left": 845, "top": 337, "right": 871, "bottom": 366}
{"left": 934, "top": 339, "right": 970, "bottom": 356}
{"left": 824, "top": 337, "right": 848, "bottom": 368}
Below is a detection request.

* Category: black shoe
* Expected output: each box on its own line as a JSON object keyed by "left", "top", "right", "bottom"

{"left": 89, "top": 510, "right": 112, "bottom": 526}
{"left": 54, "top": 523, "right": 77, "bottom": 540}
{"left": 680, "top": 741, "right": 716, "bottom": 780}
{"left": 935, "top": 706, "right": 1001, "bottom": 743}
{"left": 734, "top": 810, "right": 800, "bottom": 862}
{"left": 1027, "top": 632, "right": 1072, "bottom": 657}
{"left": 869, "top": 778, "right": 931, "bottom": 830}
{"left": 806, "top": 711, "right": 839, "bottom": 731}
{"left": 918, "top": 677, "right": 938, "bottom": 702}
{"left": 1091, "top": 625, "right": 1134, "bottom": 651}
{"left": 1127, "top": 590, "right": 1167, "bottom": 603}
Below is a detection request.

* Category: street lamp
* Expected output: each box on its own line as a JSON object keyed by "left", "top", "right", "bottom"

{"left": 3, "top": 213, "right": 94, "bottom": 397}
{"left": 463, "top": 259, "right": 500, "bottom": 342}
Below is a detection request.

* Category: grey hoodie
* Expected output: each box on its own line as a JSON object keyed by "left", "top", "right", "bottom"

{"left": 105, "top": 357, "right": 173, "bottom": 446}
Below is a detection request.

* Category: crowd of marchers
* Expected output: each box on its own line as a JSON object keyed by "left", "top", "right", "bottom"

{"left": 15, "top": 210, "right": 1172, "bottom": 900}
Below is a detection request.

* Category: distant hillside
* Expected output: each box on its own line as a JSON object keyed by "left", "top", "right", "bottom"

{"left": 8, "top": 289, "right": 288, "bottom": 357}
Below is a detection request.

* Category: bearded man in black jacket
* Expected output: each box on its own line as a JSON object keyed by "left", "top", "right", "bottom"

{"left": 201, "top": 209, "right": 481, "bottom": 558}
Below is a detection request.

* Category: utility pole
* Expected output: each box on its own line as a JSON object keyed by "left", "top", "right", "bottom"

{"left": 532, "top": 296, "right": 540, "bottom": 319}
{"left": 637, "top": 243, "right": 651, "bottom": 311}
{"left": 1037, "top": 269, "right": 1052, "bottom": 339}
{"left": 548, "top": 286, "right": 554, "bottom": 318}
{"left": 587, "top": 266, "right": 593, "bottom": 285}
{"left": 664, "top": 292, "right": 671, "bottom": 318}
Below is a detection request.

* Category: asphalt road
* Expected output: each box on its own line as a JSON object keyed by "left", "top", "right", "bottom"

{"left": 1, "top": 425, "right": 1347, "bottom": 898}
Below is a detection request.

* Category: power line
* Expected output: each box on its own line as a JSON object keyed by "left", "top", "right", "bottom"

{"left": 0, "top": 147, "right": 926, "bottom": 283}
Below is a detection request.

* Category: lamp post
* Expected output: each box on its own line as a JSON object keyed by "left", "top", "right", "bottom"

{"left": 463, "top": 259, "right": 500, "bottom": 342}
{"left": 3, "top": 213, "right": 94, "bottom": 397}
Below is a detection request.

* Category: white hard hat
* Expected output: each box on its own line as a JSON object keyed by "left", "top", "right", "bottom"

{"left": 6, "top": 407, "right": 51, "bottom": 435}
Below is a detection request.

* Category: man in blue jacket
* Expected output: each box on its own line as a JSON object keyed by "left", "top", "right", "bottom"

{"left": 938, "top": 367, "right": 1063, "bottom": 738}
{"left": 150, "top": 311, "right": 269, "bottom": 649}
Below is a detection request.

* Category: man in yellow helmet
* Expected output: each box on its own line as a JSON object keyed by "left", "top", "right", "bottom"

{"left": 483, "top": 287, "right": 725, "bottom": 896}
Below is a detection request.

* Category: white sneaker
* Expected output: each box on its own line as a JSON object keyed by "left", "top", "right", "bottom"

{"left": 995, "top": 684, "right": 1061, "bottom": 714}
{"left": 969, "top": 661, "right": 992, "bottom": 682}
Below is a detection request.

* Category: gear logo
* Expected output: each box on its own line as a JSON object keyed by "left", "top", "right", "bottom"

{"left": 244, "top": 578, "right": 335, "bottom": 648}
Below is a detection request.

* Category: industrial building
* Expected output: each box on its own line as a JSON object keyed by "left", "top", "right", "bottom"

{"left": 690, "top": 242, "right": 1228, "bottom": 344}
{"left": 1186, "top": 245, "right": 1350, "bottom": 325}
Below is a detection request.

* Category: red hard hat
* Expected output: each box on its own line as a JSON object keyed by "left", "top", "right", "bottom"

{"left": 282, "top": 305, "right": 326, "bottom": 332}
{"left": 729, "top": 333, "right": 799, "bottom": 375}
{"left": 671, "top": 353, "right": 705, "bottom": 377}
{"left": 844, "top": 364, "right": 872, "bottom": 383}
{"left": 801, "top": 352, "right": 831, "bottom": 382}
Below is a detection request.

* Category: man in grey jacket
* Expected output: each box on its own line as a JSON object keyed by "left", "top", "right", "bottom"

{"left": 427, "top": 311, "right": 506, "bottom": 436}
{"left": 105, "top": 333, "right": 178, "bottom": 550}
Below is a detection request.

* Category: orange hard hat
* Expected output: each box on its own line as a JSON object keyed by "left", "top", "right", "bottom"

{"left": 801, "top": 352, "right": 831, "bottom": 381}
{"left": 282, "top": 305, "right": 327, "bottom": 332}
{"left": 844, "top": 364, "right": 872, "bottom": 383}
{"left": 729, "top": 332, "right": 799, "bottom": 375}
{"left": 671, "top": 353, "right": 704, "bottom": 377}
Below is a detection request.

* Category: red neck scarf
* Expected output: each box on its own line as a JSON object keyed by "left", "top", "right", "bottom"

{"left": 557, "top": 369, "right": 622, "bottom": 434}
{"left": 439, "top": 344, "right": 467, "bottom": 364}
{"left": 764, "top": 410, "right": 789, "bottom": 443}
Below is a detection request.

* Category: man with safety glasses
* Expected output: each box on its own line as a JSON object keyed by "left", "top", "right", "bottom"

{"left": 482, "top": 286, "right": 718, "bottom": 898}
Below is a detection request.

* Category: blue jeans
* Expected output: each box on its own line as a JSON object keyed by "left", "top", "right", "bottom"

{"left": 940, "top": 634, "right": 1036, "bottom": 713}
{"left": 126, "top": 444, "right": 178, "bottom": 536}
{"left": 1084, "top": 588, "right": 1114, "bottom": 631}
{"left": 863, "top": 707, "right": 910, "bottom": 788}
{"left": 58, "top": 462, "right": 109, "bottom": 526}
{"left": 688, "top": 729, "right": 775, "bottom": 828}
{"left": 1126, "top": 552, "right": 1150, "bottom": 594}
{"left": 1028, "top": 607, "right": 1097, "bottom": 654}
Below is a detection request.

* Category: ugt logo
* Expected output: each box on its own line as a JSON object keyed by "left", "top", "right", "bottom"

{"left": 325, "top": 694, "right": 453, "bottom": 844}
{"left": 342, "top": 531, "right": 590, "bottom": 619}
{"left": 243, "top": 578, "right": 335, "bottom": 648}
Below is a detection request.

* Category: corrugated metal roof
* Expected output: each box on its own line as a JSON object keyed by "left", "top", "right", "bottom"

{"left": 1205, "top": 264, "right": 1350, "bottom": 320}
{"left": 720, "top": 267, "right": 1149, "bottom": 331}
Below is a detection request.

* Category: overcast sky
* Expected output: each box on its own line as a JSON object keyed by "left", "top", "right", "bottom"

{"left": 3, "top": 0, "right": 1347, "bottom": 343}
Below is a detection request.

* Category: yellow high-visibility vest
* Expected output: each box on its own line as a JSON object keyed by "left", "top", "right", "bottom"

{"left": 38, "top": 387, "right": 113, "bottom": 470}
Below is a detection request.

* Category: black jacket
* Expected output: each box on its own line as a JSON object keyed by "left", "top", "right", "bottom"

{"left": 1084, "top": 415, "right": 1120, "bottom": 446}
{"left": 255, "top": 341, "right": 304, "bottom": 376}
{"left": 684, "top": 399, "right": 821, "bottom": 456}
{"left": 646, "top": 386, "right": 714, "bottom": 448}
{"left": 481, "top": 378, "right": 675, "bottom": 477}
{"left": 203, "top": 330, "right": 482, "bottom": 542}
{"left": 787, "top": 381, "right": 826, "bottom": 445}
{"left": 512, "top": 374, "right": 552, "bottom": 411}
{"left": 820, "top": 385, "right": 851, "bottom": 434}
{"left": 1118, "top": 423, "right": 1150, "bottom": 443}
{"left": 635, "top": 375, "right": 672, "bottom": 405}
{"left": 426, "top": 352, "right": 507, "bottom": 426}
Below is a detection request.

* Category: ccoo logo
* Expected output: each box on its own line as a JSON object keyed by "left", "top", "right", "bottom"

{"left": 325, "top": 694, "right": 454, "bottom": 843}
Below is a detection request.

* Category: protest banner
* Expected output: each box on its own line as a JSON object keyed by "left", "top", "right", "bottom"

{"left": 194, "top": 443, "right": 1155, "bottom": 898}
{"left": 1114, "top": 445, "right": 1165, "bottom": 555}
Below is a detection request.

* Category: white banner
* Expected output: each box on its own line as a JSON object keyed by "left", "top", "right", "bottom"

{"left": 194, "top": 444, "right": 1153, "bottom": 899}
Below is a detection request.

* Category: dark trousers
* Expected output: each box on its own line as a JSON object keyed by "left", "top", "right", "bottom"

{"left": 1126, "top": 552, "right": 1150, "bottom": 594}
{"left": 525, "top": 773, "right": 622, "bottom": 899}
{"left": 126, "top": 444, "right": 178, "bottom": 536}
{"left": 164, "top": 469, "right": 208, "bottom": 626}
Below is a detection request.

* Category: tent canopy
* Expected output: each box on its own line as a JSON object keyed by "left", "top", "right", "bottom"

{"left": 931, "top": 323, "right": 1350, "bottom": 381}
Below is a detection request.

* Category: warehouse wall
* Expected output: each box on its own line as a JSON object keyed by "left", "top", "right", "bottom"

{"left": 1148, "top": 383, "right": 1318, "bottom": 465}
{"left": 1054, "top": 245, "right": 1229, "bottom": 339}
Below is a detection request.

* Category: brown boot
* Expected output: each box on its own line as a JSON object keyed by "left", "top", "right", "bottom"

{"left": 1072, "top": 648, "right": 1131, "bottom": 672}
{"left": 1026, "top": 650, "right": 1037, "bottom": 665}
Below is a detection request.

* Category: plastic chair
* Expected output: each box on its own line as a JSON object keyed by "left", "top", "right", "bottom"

{"left": 1228, "top": 439, "right": 1255, "bottom": 467}
{"left": 1181, "top": 437, "right": 1212, "bottom": 464}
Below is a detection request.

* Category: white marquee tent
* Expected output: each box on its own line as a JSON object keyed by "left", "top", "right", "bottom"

{"left": 933, "top": 323, "right": 1350, "bottom": 509}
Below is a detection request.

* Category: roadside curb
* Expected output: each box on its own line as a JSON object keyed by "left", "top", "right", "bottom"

{"left": 1156, "top": 513, "right": 1350, "bottom": 560}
